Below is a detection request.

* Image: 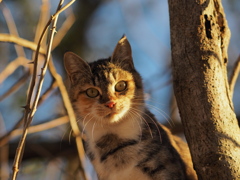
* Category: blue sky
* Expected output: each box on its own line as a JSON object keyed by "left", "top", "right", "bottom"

{"left": 0, "top": 0, "right": 240, "bottom": 133}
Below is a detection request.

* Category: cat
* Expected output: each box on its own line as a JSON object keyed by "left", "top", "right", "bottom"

{"left": 64, "top": 36, "right": 197, "bottom": 180}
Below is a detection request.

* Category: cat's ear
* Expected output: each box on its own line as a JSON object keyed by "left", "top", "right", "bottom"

{"left": 64, "top": 52, "right": 91, "bottom": 84}
{"left": 111, "top": 35, "right": 134, "bottom": 70}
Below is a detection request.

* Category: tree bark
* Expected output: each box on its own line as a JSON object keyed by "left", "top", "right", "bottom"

{"left": 168, "top": 0, "right": 240, "bottom": 179}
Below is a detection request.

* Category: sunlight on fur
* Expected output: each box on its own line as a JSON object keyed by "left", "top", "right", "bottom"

{"left": 64, "top": 36, "right": 197, "bottom": 180}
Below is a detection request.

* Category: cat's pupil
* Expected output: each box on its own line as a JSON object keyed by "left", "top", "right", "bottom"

{"left": 115, "top": 81, "right": 127, "bottom": 92}
{"left": 86, "top": 88, "right": 99, "bottom": 98}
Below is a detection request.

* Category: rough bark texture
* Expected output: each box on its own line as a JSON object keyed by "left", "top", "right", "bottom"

{"left": 168, "top": 0, "right": 240, "bottom": 179}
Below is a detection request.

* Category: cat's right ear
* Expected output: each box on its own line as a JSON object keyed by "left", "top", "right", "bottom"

{"left": 64, "top": 52, "right": 91, "bottom": 84}
{"left": 111, "top": 35, "right": 134, "bottom": 71}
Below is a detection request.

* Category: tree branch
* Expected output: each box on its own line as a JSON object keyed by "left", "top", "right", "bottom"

{"left": 11, "top": 1, "right": 77, "bottom": 179}
{"left": 1, "top": 2, "right": 26, "bottom": 57}
{"left": 0, "top": 34, "right": 45, "bottom": 54}
{"left": 0, "top": 79, "right": 58, "bottom": 148}
{"left": 48, "top": 59, "right": 87, "bottom": 179}
{"left": 168, "top": 0, "right": 240, "bottom": 179}
{"left": 52, "top": 8, "right": 76, "bottom": 50}
{"left": 0, "top": 71, "right": 29, "bottom": 102}
{"left": 10, "top": 116, "right": 69, "bottom": 137}
{"left": 0, "top": 57, "right": 29, "bottom": 85}
{"left": 229, "top": 55, "right": 240, "bottom": 97}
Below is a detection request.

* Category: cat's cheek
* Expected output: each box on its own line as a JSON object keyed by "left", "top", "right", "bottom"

{"left": 95, "top": 107, "right": 109, "bottom": 117}
{"left": 75, "top": 95, "right": 97, "bottom": 116}
{"left": 75, "top": 102, "right": 90, "bottom": 117}
{"left": 125, "top": 83, "right": 136, "bottom": 100}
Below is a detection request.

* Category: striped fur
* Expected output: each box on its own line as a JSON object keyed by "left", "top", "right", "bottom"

{"left": 64, "top": 36, "right": 197, "bottom": 180}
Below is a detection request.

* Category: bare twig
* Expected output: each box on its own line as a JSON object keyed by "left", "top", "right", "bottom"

{"left": 44, "top": 6, "right": 86, "bottom": 177}
{"left": 0, "top": 144, "right": 9, "bottom": 180}
{"left": 34, "top": 0, "right": 50, "bottom": 46}
{"left": 0, "top": 57, "right": 29, "bottom": 84}
{"left": 0, "top": 79, "right": 58, "bottom": 148}
{"left": 51, "top": 0, "right": 76, "bottom": 19}
{"left": 11, "top": 1, "right": 76, "bottom": 179}
{"left": 0, "top": 0, "right": 76, "bottom": 53}
{"left": 0, "top": 34, "right": 45, "bottom": 54}
{"left": 22, "top": 0, "right": 76, "bottom": 118}
{"left": 229, "top": 55, "right": 240, "bottom": 97}
{"left": 0, "top": 71, "right": 29, "bottom": 102}
{"left": 10, "top": 116, "right": 69, "bottom": 137}
{"left": 1, "top": 2, "right": 26, "bottom": 57}
{"left": 0, "top": 117, "right": 23, "bottom": 148}
{"left": 0, "top": 114, "right": 9, "bottom": 180}
{"left": 48, "top": 59, "right": 87, "bottom": 180}
{"left": 0, "top": 0, "right": 83, "bottom": 179}
{"left": 52, "top": 7, "right": 76, "bottom": 50}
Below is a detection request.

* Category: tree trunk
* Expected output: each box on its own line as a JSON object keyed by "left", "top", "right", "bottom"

{"left": 168, "top": 0, "right": 240, "bottom": 179}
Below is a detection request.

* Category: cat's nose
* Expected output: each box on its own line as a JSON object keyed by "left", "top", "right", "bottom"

{"left": 105, "top": 101, "right": 116, "bottom": 108}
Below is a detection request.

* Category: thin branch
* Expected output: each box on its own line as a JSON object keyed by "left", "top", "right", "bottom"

{"left": 0, "top": 57, "right": 29, "bottom": 84}
{"left": 229, "top": 55, "right": 240, "bottom": 97}
{"left": 39, "top": 81, "right": 58, "bottom": 106}
{"left": 28, "top": 23, "right": 59, "bottom": 120}
{"left": 1, "top": 2, "right": 26, "bottom": 57}
{"left": 0, "top": 113, "right": 10, "bottom": 180}
{"left": 11, "top": 1, "right": 69, "bottom": 179}
{"left": 0, "top": 71, "right": 29, "bottom": 102}
{"left": 51, "top": 0, "right": 76, "bottom": 19}
{"left": 48, "top": 59, "right": 87, "bottom": 180}
{"left": 0, "top": 78, "right": 58, "bottom": 148}
{"left": 0, "top": 0, "right": 76, "bottom": 54}
{"left": 0, "top": 34, "right": 45, "bottom": 54}
{"left": 33, "top": 0, "right": 50, "bottom": 49}
{"left": 23, "top": 0, "right": 76, "bottom": 119}
{"left": 28, "top": 0, "right": 50, "bottom": 109}
{"left": 52, "top": 7, "right": 76, "bottom": 50}
{"left": 10, "top": 116, "right": 69, "bottom": 137}
{"left": 0, "top": 144, "right": 9, "bottom": 180}
{"left": 0, "top": 117, "right": 23, "bottom": 148}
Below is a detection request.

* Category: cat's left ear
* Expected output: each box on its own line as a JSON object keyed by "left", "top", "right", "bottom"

{"left": 64, "top": 52, "right": 92, "bottom": 84}
{"left": 111, "top": 35, "right": 134, "bottom": 70}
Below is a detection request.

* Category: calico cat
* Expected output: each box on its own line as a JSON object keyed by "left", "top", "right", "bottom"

{"left": 64, "top": 36, "right": 197, "bottom": 180}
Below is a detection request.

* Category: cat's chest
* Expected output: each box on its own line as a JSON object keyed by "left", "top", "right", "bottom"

{"left": 88, "top": 134, "right": 150, "bottom": 180}
{"left": 83, "top": 114, "right": 143, "bottom": 163}
{"left": 92, "top": 133, "right": 140, "bottom": 166}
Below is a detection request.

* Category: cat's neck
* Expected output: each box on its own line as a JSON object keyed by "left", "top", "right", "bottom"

{"left": 81, "top": 111, "right": 144, "bottom": 143}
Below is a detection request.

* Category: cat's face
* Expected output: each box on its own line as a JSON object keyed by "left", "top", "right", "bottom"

{"left": 64, "top": 36, "right": 143, "bottom": 125}
{"left": 71, "top": 62, "right": 136, "bottom": 124}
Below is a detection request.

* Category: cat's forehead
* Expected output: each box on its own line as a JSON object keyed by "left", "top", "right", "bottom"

{"left": 90, "top": 58, "right": 115, "bottom": 73}
{"left": 89, "top": 59, "right": 132, "bottom": 83}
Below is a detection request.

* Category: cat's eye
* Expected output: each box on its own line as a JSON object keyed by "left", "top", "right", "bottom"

{"left": 115, "top": 81, "right": 127, "bottom": 92}
{"left": 86, "top": 88, "right": 99, "bottom": 98}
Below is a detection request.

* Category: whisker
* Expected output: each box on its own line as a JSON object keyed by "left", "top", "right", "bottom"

{"left": 91, "top": 121, "right": 97, "bottom": 141}
{"left": 61, "top": 122, "right": 72, "bottom": 143}
{"left": 146, "top": 104, "right": 174, "bottom": 127}
{"left": 126, "top": 110, "right": 136, "bottom": 128}
{"left": 130, "top": 107, "right": 162, "bottom": 143}
{"left": 133, "top": 97, "right": 169, "bottom": 107}
{"left": 131, "top": 101, "right": 174, "bottom": 127}
{"left": 129, "top": 107, "right": 153, "bottom": 139}
{"left": 127, "top": 110, "right": 143, "bottom": 142}
{"left": 69, "top": 129, "right": 73, "bottom": 143}
{"left": 82, "top": 113, "right": 91, "bottom": 126}
{"left": 81, "top": 115, "right": 94, "bottom": 138}
{"left": 100, "top": 117, "right": 104, "bottom": 128}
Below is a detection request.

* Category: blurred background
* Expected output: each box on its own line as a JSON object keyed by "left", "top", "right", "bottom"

{"left": 0, "top": 0, "right": 239, "bottom": 179}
